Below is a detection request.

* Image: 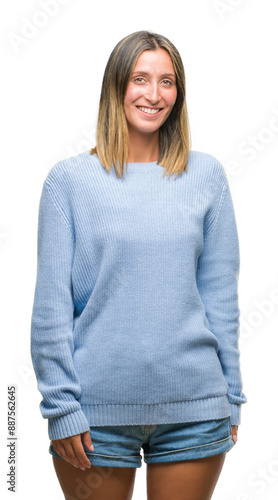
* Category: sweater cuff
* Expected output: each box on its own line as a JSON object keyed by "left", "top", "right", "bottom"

{"left": 229, "top": 404, "right": 241, "bottom": 426}
{"left": 48, "top": 409, "right": 90, "bottom": 441}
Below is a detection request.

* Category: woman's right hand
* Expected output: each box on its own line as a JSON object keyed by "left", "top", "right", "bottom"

{"left": 51, "top": 430, "right": 94, "bottom": 470}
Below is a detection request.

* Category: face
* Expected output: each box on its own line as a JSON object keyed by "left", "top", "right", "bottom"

{"left": 123, "top": 49, "right": 177, "bottom": 137}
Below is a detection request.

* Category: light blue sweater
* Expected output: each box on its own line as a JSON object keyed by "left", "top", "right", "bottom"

{"left": 30, "top": 150, "right": 247, "bottom": 441}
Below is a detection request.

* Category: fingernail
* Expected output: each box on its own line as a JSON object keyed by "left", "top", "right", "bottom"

{"left": 90, "top": 444, "right": 94, "bottom": 450}
{"left": 232, "top": 435, "right": 238, "bottom": 442}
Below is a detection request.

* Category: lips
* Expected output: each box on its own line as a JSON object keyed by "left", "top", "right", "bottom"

{"left": 136, "top": 106, "right": 163, "bottom": 115}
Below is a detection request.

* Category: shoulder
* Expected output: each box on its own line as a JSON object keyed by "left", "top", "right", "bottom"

{"left": 44, "top": 150, "right": 100, "bottom": 187}
{"left": 187, "top": 150, "right": 228, "bottom": 189}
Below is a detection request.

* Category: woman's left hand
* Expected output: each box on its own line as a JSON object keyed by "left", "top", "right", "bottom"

{"left": 227, "top": 425, "right": 238, "bottom": 452}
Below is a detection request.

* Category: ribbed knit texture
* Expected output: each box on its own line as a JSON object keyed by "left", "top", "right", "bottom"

{"left": 30, "top": 150, "right": 247, "bottom": 440}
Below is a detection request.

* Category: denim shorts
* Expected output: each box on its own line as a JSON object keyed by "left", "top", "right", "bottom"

{"left": 48, "top": 416, "right": 234, "bottom": 468}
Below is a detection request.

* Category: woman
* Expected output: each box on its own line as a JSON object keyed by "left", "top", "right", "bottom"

{"left": 30, "top": 30, "right": 247, "bottom": 500}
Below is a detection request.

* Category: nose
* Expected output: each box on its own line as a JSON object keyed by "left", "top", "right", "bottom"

{"left": 145, "top": 83, "right": 161, "bottom": 104}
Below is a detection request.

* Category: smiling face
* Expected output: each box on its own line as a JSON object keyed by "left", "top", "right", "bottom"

{"left": 123, "top": 49, "right": 178, "bottom": 138}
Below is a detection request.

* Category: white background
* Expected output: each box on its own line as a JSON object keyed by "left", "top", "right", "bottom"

{"left": 1, "top": 0, "right": 278, "bottom": 498}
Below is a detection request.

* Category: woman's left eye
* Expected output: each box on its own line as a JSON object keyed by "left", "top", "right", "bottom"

{"left": 161, "top": 80, "right": 172, "bottom": 86}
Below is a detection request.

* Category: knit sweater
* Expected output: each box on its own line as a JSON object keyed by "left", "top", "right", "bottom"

{"left": 30, "top": 150, "right": 247, "bottom": 441}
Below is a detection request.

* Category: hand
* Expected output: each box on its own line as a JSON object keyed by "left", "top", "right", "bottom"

{"left": 51, "top": 430, "right": 94, "bottom": 470}
{"left": 227, "top": 425, "right": 238, "bottom": 453}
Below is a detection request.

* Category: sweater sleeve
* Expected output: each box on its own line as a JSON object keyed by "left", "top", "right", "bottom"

{"left": 196, "top": 172, "right": 247, "bottom": 426}
{"left": 30, "top": 179, "right": 90, "bottom": 440}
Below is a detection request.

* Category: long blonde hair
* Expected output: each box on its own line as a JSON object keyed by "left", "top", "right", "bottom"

{"left": 91, "top": 30, "right": 191, "bottom": 179}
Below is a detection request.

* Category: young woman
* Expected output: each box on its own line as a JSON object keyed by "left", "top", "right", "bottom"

{"left": 30, "top": 30, "right": 247, "bottom": 500}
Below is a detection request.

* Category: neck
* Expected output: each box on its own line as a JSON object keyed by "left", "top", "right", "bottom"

{"left": 127, "top": 129, "right": 159, "bottom": 163}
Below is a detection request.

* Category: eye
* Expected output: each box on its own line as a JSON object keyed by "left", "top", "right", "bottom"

{"left": 133, "top": 77, "right": 145, "bottom": 83}
{"left": 161, "top": 79, "right": 173, "bottom": 86}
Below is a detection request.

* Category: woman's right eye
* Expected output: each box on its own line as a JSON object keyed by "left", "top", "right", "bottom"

{"left": 134, "top": 77, "right": 145, "bottom": 83}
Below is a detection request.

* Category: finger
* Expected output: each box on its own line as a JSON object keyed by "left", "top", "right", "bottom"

{"left": 67, "top": 442, "right": 84, "bottom": 468}
{"left": 52, "top": 441, "right": 67, "bottom": 459}
{"left": 71, "top": 441, "right": 92, "bottom": 470}
{"left": 61, "top": 441, "right": 86, "bottom": 469}
{"left": 54, "top": 442, "right": 82, "bottom": 469}
{"left": 52, "top": 435, "right": 92, "bottom": 470}
{"left": 82, "top": 430, "right": 94, "bottom": 452}
{"left": 231, "top": 427, "right": 238, "bottom": 443}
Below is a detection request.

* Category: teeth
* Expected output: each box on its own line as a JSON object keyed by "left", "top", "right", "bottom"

{"left": 138, "top": 106, "right": 161, "bottom": 115}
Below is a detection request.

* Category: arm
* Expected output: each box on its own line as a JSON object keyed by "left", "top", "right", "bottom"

{"left": 30, "top": 178, "right": 90, "bottom": 440}
{"left": 196, "top": 170, "right": 247, "bottom": 426}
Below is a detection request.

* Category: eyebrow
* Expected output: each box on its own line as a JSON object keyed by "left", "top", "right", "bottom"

{"left": 131, "top": 71, "right": 176, "bottom": 79}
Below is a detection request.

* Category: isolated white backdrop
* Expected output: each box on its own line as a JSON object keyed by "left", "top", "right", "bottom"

{"left": 1, "top": 0, "right": 278, "bottom": 498}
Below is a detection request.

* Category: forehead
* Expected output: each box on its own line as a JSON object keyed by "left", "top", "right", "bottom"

{"left": 132, "top": 49, "right": 175, "bottom": 74}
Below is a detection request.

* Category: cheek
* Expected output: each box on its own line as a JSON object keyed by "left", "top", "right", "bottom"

{"left": 124, "top": 85, "right": 141, "bottom": 107}
{"left": 169, "top": 89, "right": 178, "bottom": 108}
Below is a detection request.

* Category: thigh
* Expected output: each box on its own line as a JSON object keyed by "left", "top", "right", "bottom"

{"left": 52, "top": 456, "right": 137, "bottom": 500}
{"left": 146, "top": 451, "right": 227, "bottom": 500}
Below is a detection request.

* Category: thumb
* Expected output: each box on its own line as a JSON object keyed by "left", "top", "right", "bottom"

{"left": 81, "top": 430, "right": 94, "bottom": 451}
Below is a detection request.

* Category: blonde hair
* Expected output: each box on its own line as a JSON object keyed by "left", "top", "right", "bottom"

{"left": 91, "top": 30, "right": 191, "bottom": 179}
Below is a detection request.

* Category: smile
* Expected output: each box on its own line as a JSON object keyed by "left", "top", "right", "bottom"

{"left": 136, "top": 106, "right": 163, "bottom": 115}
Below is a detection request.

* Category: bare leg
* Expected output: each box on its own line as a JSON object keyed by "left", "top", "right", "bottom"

{"left": 52, "top": 456, "right": 137, "bottom": 500}
{"left": 146, "top": 451, "right": 227, "bottom": 500}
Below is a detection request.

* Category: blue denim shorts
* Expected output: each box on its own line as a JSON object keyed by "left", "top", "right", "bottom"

{"left": 49, "top": 416, "right": 234, "bottom": 468}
